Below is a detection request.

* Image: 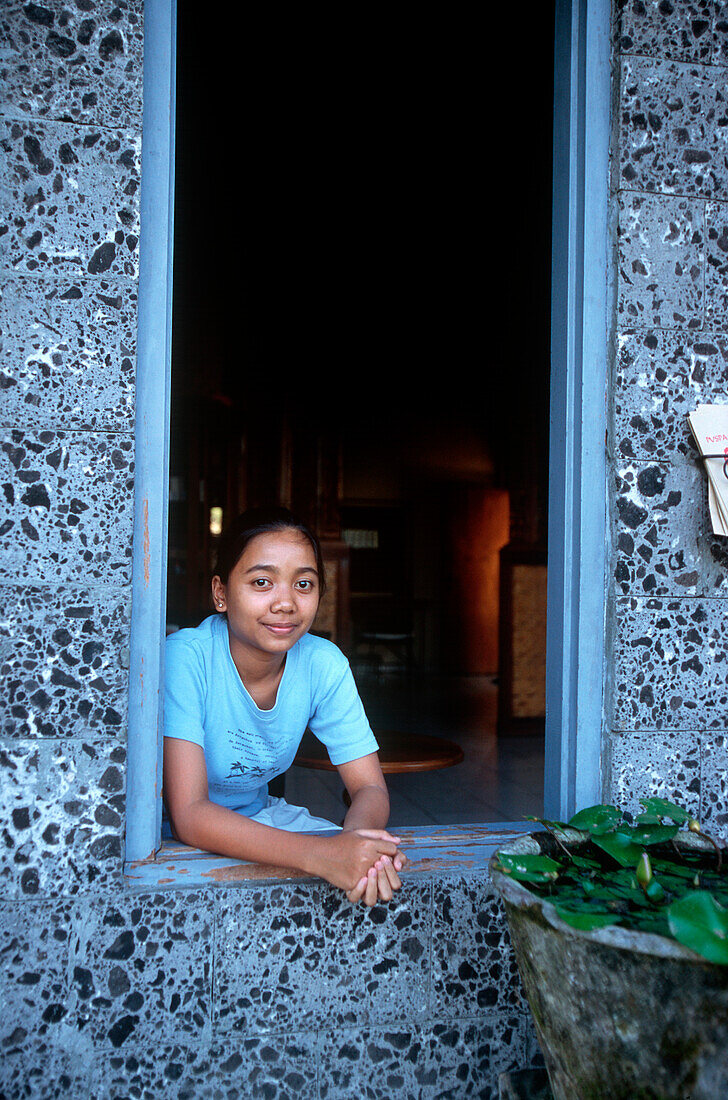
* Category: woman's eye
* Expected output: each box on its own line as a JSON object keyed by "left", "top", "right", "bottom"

{"left": 296, "top": 579, "right": 315, "bottom": 591}
{"left": 252, "top": 577, "right": 270, "bottom": 588}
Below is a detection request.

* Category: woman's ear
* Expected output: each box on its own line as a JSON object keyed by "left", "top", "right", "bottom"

{"left": 211, "top": 575, "right": 226, "bottom": 611}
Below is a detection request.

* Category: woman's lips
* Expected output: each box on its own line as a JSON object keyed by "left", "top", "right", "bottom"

{"left": 262, "top": 622, "right": 298, "bottom": 634}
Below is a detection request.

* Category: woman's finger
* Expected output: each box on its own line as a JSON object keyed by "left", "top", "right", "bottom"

{"left": 381, "top": 855, "right": 402, "bottom": 892}
{"left": 392, "top": 848, "right": 409, "bottom": 872}
{"left": 346, "top": 875, "right": 368, "bottom": 904}
{"left": 364, "top": 868, "right": 378, "bottom": 907}
{"left": 355, "top": 829, "right": 402, "bottom": 846}
{"left": 377, "top": 864, "right": 393, "bottom": 902}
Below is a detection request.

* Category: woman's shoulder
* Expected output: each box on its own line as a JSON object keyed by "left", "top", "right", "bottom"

{"left": 296, "top": 631, "right": 350, "bottom": 681}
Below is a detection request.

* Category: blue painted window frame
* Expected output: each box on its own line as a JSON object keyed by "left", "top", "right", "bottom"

{"left": 124, "top": 0, "right": 612, "bottom": 862}
{"left": 125, "top": 0, "right": 177, "bottom": 862}
{"left": 544, "top": 0, "right": 612, "bottom": 822}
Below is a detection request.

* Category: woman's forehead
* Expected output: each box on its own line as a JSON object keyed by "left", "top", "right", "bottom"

{"left": 240, "top": 528, "right": 317, "bottom": 565}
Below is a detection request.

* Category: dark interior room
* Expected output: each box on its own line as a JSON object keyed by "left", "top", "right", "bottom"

{"left": 167, "top": 8, "right": 554, "bottom": 826}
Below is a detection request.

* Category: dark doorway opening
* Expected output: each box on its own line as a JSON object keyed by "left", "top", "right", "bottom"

{"left": 168, "top": 9, "right": 553, "bottom": 825}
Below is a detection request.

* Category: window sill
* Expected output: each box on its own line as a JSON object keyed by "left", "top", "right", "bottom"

{"left": 123, "top": 821, "right": 537, "bottom": 892}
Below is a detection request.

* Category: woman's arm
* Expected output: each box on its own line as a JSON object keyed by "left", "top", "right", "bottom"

{"left": 336, "top": 752, "right": 409, "bottom": 905}
{"left": 163, "top": 737, "right": 401, "bottom": 901}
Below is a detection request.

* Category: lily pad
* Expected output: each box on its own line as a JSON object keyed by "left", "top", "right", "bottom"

{"left": 623, "top": 823, "right": 679, "bottom": 846}
{"left": 568, "top": 805, "right": 622, "bottom": 835}
{"left": 554, "top": 905, "right": 619, "bottom": 931}
{"left": 591, "top": 831, "right": 645, "bottom": 867}
{"left": 667, "top": 891, "right": 728, "bottom": 965}
{"left": 639, "top": 798, "right": 690, "bottom": 825}
{"left": 495, "top": 852, "right": 561, "bottom": 884}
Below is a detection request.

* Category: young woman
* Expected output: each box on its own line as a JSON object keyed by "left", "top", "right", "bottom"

{"left": 163, "top": 506, "right": 407, "bottom": 905}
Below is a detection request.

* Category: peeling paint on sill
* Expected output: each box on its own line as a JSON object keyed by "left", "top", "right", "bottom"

{"left": 123, "top": 822, "right": 539, "bottom": 892}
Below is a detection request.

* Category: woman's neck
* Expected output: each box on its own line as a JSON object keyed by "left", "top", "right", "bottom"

{"left": 227, "top": 635, "right": 287, "bottom": 710}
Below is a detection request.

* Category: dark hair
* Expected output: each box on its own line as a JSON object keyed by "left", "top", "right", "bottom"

{"left": 213, "top": 506, "right": 326, "bottom": 595}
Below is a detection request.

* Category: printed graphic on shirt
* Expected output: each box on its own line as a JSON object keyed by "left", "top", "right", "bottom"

{"left": 220, "top": 727, "right": 282, "bottom": 788}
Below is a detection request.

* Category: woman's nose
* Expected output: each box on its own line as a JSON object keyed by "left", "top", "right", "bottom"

{"left": 271, "top": 587, "right": 295, "bottom": 611}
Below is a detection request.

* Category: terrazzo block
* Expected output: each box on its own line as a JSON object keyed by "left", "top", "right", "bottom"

{"left": 0, "top": 275, "right": 137, "bottom": 430}
{"left": 70, "top": 890, "right": 213, "bottom": 1052}
{"left": 705, "top": 201, "right": 728, "bottom": 329}
{"left": 1, "top": 1035, "right": 94, "bottom": 1100}
{"left": 1, "top": 0, "right": 144, "bottom": 129}
{"left": 431, "top": 878, "right": 524, "bottom": 1020}
{"left": 0, "top": 583, "right": 130, "bottom": 739}
{"left": 0, "top": 736, "right": 126, "bottom": 897}
{"left": 700, "top": 730, "right": 728, "bottom": 837}
{"left": 317, "top": 1025, "right": 423, "bottom": 1100}
{"left": 612, "top": 457, "right": 728, "bottom": 596}
{"left": 0, "top": 117, "right": 140, "bottom": 278}
{"left": 613, "top": 329, "right": 728, "bottom": 461}
{"left": 213, "top": 881, "right": 431, "bottom": 1034}
{"left": 441, "top": 1015, "right": 536, "bottom": 1100}
{"left": 618, "top": 192, "right": 704, "bottom": 327}
{"left": 0, "top": 428, "right": 134, "bottom": 584}
{"left": 0, "top": 898, "right": 74, "bottom": 1047}
{"left": 613, "top": 597, "right": 728, "bottom": 729}
{"left": 619, "top": 55, "right": 728, "bottom": 196}
{"left": 617, "top": 0, "right": 716, "bottom": 63}
{"left": 607, "top": 728, "right": 701, "bottom": 817}
{"left": 204, "top": 1034, "right": 319, "bottom": 1100}
{"left": 714, "top": 3, "right": 728, "bottom": 65}
{"left": 317, "top": 1015, "right": 533, "bottom": 1100}
{"left": 318, "top": 880, "right": 431, "bottom": 1027}
{"left": 613, "top": 460, "right": 704, "bottom": 596}
{"left": 213, "top": 882, "right": 326, "bottom": 1035}
{"left": 96, "top": 1041, "right": 215, "bottom": 1100}
{"left": 416, "top": 1016, "right": 534, "bottom": 1100}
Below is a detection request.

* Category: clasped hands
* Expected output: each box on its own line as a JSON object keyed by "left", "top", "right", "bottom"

{"left": 325, "top": 827, "right": 408, "bottom": 907}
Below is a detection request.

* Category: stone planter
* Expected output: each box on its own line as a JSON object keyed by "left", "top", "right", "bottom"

{"left": 490, "top": 831, "right": 728, "bottom": 1100}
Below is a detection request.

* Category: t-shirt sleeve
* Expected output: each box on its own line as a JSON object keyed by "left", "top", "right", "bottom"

{"left": 163, "top": 633, "right": 206, "bottom": 747}
{"left": 307, "top": 648, "right": 379, "bottom": 766}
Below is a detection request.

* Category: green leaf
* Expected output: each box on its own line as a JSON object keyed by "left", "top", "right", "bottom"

{"left": 567, "top": 805, "right": 623, "bottom": 835}
{"left": 630, "top": 913, "right": 671, "bottom": 937}
{"left": 622, "top": 823, "right": 679, "bottom": 846}
{"left": 635, "top": 812, "right": 662, "bottom": 825}
{"left": 638, "top": 798, "right": 690, "bottom": 825}
{"left": 569, "top": 854, "right": 602, "bottom": 870}
{"left": 494, "top": 853, "right": 561, "bottom": 884}
{"left": 591, "top": 831, "right": 645, "bottom": 867}
{"left": 651, "top": 857, "right": 704, "bottom": 880}
{"left": 667, "top": 891, "right": 728, "bottom": 964}
{"left": 554, "top": 905, "right": 620, "bottom": 931}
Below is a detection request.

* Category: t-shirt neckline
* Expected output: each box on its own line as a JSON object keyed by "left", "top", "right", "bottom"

{"left": 214, "top": 613, "right": 300, "bottom": 720}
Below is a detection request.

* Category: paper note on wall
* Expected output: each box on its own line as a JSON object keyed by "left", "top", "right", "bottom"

{"left": 687, "top": 404, "right": 728, "bottom": 535}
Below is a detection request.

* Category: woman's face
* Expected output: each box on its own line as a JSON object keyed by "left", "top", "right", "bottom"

{"left": 212, "top": 528, "right": 321, "bottom": 661}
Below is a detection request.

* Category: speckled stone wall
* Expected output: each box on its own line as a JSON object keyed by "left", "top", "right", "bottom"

{"left": 0, "top": 4, "right": 540, "bottom": 1098}
{"left": 0, "top": 0, "right": 139, "bottom": 905}
{"left": 15, "top": 0, "right": 728, "bottom": 1094}
{"left": 608, "top": 0, "right": 728, "bottom": 833}
{"left": 13, "top": 0, "right": 728, "bottom": 1096}
{"left": 1, "top": 868, "right": 540, "bottom": 1098}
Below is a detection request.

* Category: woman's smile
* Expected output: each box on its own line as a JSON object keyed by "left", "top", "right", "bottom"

{"left": 261, "top": 621, "right": 299, "bottom": 635}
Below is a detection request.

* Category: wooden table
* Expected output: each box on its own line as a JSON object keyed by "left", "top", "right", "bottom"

{"left": 294, "top": 728, "right": 464, "bottom": 775}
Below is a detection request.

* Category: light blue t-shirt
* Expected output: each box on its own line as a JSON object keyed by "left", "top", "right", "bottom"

{"left": 164, "top": 614, "right": 378, "bottom": 817}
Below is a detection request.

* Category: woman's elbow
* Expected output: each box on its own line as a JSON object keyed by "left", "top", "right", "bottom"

{"left": 166, "top": 797, "right": 207, "bottom": 847}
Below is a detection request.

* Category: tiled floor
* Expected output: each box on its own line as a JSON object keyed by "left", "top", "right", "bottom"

{"left": 284, "top": 670, "right": 545, "bottom": 830}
